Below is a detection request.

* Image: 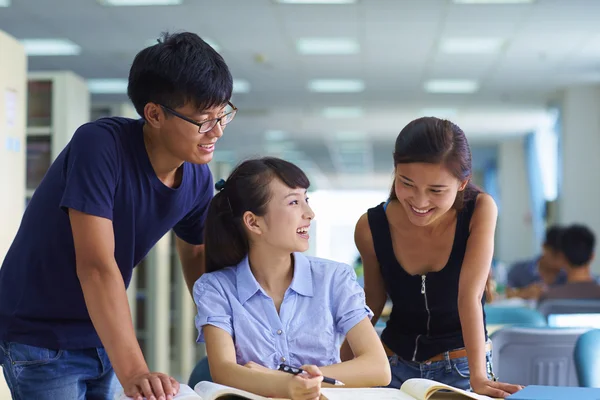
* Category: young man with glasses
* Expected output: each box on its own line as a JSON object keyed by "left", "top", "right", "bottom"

{"left": 0, "top": 32, "right": 236, "bottom": 400}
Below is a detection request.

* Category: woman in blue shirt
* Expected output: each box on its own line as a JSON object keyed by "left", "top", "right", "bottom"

{"left": 194, "top": 157, "right": 391, "bottom": 400}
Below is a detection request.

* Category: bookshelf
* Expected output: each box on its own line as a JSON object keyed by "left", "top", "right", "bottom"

{"left": 25, "top": 71, "right": 90, "bottom": 204}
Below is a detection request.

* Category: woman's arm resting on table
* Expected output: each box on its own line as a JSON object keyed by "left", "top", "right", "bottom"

{"left": 457, "top": 194, "right": 523, "bottom": 398}
{"left": 322, "top": 317, "right": 391, "bottom": 387}
{"left": 204, "top": 326, "right": 322, "bottom": 400}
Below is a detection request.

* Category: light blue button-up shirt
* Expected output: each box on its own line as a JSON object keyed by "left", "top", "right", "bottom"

{"left": 194, "top": 252, "right": 373, "bottom": 369}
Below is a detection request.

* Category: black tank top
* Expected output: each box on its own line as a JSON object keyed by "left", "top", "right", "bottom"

{"left": 367, "top": 196, "right": 487, "bottom": 362}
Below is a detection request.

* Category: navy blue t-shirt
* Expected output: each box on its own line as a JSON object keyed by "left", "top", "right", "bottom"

{"left": 0, "top": 117, "right": 213, "bottom": 349}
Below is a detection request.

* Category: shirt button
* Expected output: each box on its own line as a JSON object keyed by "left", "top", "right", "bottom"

{"left": 277, "top": 329, "right": 283, "bottom": 335}
{"left": 280, "top": 356, "right": 286, "bottom": 362}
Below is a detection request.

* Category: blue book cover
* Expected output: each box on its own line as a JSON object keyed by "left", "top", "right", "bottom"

{"left": 508, "top": 385, "right": 600, "bottom": 400}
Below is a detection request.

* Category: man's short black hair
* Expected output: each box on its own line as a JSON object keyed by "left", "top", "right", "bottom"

{"left": 561, "top": 224, "right": 595, "bottom": 267}
{"left": 543, "top": 225, "right": 563, "bottom": 251}
{"left": 128, "top": 31, "right": 233, "bottom": 117}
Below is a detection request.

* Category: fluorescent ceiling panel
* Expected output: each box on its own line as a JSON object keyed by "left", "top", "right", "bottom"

{"left": 424, "top": 80, "right": 479, "bottom": 94}
{"left": 297, "top": 38, "right": 359, "bottom": 55}
{"left": 0, "top": 0, "right": 10, "bottom": 7}
{"left": 20, "top": 39, "right": 81, "bottom": 56}
{"left": 98, "top": 0, "right": 182, "bottom": 5}
{"left": 276, "top": 0, "right": 356, "bottom": 4}
{"left": 440, "top": 37, "right": 504, "bottom": 54}
{"left": 232, "top": 80, "right": 250, "bottom": 94}
{"left": 88, "top": 79, "right": 128, "bottom": 94}
{"left": 323, "top": 107, "right": 364, "bottom": 118}
{"left": 453, "top": 0, "right": 534, "bottom": 3}
{"left": 308, "top": 79, "right": 364, "bottom": 93}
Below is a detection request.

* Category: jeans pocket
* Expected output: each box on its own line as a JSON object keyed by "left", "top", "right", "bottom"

{"left": 452, "top": 358, "right": 471, "bottom": 379}
{"left": 8, "top": 342, "right": 63, "bottom": 367}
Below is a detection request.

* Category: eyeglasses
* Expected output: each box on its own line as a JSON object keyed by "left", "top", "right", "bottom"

{"left": 160, "top": 101, "right": 237, "bottom": 133}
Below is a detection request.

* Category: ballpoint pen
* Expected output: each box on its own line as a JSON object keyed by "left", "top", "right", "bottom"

{"left": 278, "top": 364, "right": 345, "bottom": 386}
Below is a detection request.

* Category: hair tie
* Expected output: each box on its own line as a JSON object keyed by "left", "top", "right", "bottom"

{"left": 215, "top": 178, "right": 227, "bottom": 192}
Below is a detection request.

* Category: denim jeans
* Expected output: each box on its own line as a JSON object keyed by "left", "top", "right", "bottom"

{"left": 0, "top": 341, "right": 116, "bottom": 400}
{"left": 387, "top": 348, "right": 495, "bottom": 391}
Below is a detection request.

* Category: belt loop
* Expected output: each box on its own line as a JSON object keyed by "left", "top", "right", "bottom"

{"left": 444, "top": 350, "right": 452, "bottom": 372}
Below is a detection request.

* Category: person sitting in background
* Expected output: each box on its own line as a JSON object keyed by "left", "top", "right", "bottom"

{"left": 539, "top": 224, "right": 600, "bottom": 302}
{"left": 506, "top": 225, "right": 567, "bottom": 300}
{"left": 194, "top": 157, "right": 390, "bottom": 400}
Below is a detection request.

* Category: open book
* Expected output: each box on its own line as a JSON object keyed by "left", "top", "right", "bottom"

{"left": 115, "top": 379, "right": 496, "bottom": 400}
{"left": 115, "top": 381, "right": 284, "bottom": 400}
{"left": 321, "top": 379, "right": 497, "bottom": 400}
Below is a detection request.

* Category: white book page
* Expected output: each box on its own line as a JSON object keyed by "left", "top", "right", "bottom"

{"left": 320, "top": 387, "right": 416, "bottom": 400}
{"left": 400, "top": 379, "right": 494, "bottom": 400}
{"left": 194, "top": 381, "right": 269, "bottom": 400}
{"left": 114, "top": 384, "right": 200, "bottom": 400}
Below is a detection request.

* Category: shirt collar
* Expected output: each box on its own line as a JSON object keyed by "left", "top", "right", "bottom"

{"left": 236, "top": 252, "right": 314, "bottom": 305}
{"left": 289, "top": 252, "right": 314, "bottom": 298}
{"left": 236, "top": 256, "right": 262, "bottom": 305}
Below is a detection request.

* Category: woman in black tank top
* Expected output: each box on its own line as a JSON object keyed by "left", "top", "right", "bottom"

{"left": 341, "top": 117, "right": 522, "bottom": 398}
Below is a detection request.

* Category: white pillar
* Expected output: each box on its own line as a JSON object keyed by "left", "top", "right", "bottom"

{"left": 174, "top": 253, "right": 196, "bottom": 382}
{"left": 146, "top": 233, "right": 171, "bottom": 372}
{"left": 496, "top": 138, "right": 536, "bottom": 264}
{"left": 559, "top": 85, "right": 600, "bottom": 274}
{"left": 0, "top": 30, "right": 26, "bottom": 261}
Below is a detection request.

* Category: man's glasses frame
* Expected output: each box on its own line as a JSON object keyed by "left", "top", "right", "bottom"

{"left": 160, "top": 101, "right": 237, "bottom": 133}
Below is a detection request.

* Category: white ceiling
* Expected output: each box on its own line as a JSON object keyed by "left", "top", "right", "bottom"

{"left": 1, "top": 0, "right": 598, "bottom": 188}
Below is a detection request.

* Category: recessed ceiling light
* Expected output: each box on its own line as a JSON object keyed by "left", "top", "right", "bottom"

{"left": 276, "top": 0, "right": 356, "bottom": 4}
{"left": 323, "top": 107, "right": 364, "bottom": 118}
{"left": 297, "top": 38, "right": 359, "bottom": 55}
{"left": 424, "top": 80, "right": 479, "bottom": 94}
{"left": 0, "top": 0, "right": 10, "bottom": 7}
{"left": 440, "top": 37, "right": 504, "bottom": 54}
{"left": 98, "top": 0, "right": 182, "bottom": 5}
{"left": 88, "top": 79, "right": 128, "bottom": 94}
{"left": 20, "top": 39, "right": 81, "bottom": 56}
{"left": 453, "top": 0, "right": 534, "bottom": 3}
{"left": 232, "top": 80, "right": 250, "bottom": 94}
{"left": 308, "top": 79, "right": 365, "bottom": 93}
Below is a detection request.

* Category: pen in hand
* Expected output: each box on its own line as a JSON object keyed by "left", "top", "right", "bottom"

{"left": 278, "top": 364, "right": 345, "bottom": 386}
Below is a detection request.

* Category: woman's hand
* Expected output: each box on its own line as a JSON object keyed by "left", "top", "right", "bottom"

{"left": 287, "top": 365, "right": 323, "bottom": 400}
{"left": 470, "top": 376, "right": 524, "bottom": 398}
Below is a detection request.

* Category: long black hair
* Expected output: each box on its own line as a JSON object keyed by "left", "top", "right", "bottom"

{"left": 204, "top": 157, "right": 310, "bottom": 273}
{"left": 390, "top": 117, "right": 480, "bottom": 209}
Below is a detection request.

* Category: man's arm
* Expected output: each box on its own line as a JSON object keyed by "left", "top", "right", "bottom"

{"left": 70, "top": 209, "right": 178, "bottom": 400}
{"left": 175, "top": 236, "right": 206, "bottom": 296}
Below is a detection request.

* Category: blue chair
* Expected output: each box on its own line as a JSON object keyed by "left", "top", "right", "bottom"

{"left": 188, "top": 357, "right": 212, "bottom": 388}
{"left": 484, "top": 305, "right": 547, "bottom": 327}
{"left": 491, "top": 326, "right": 589, "bottom": 386}
{"left": 574, "top": 329, "right": 600, "bottom": 387}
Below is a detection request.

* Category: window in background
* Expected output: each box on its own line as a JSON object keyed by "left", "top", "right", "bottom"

{"left": 535, "top": 126, "right": 559, "bottom": 202}
{"left": 309, "top": 190, "right": 388, "bottom": 266}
